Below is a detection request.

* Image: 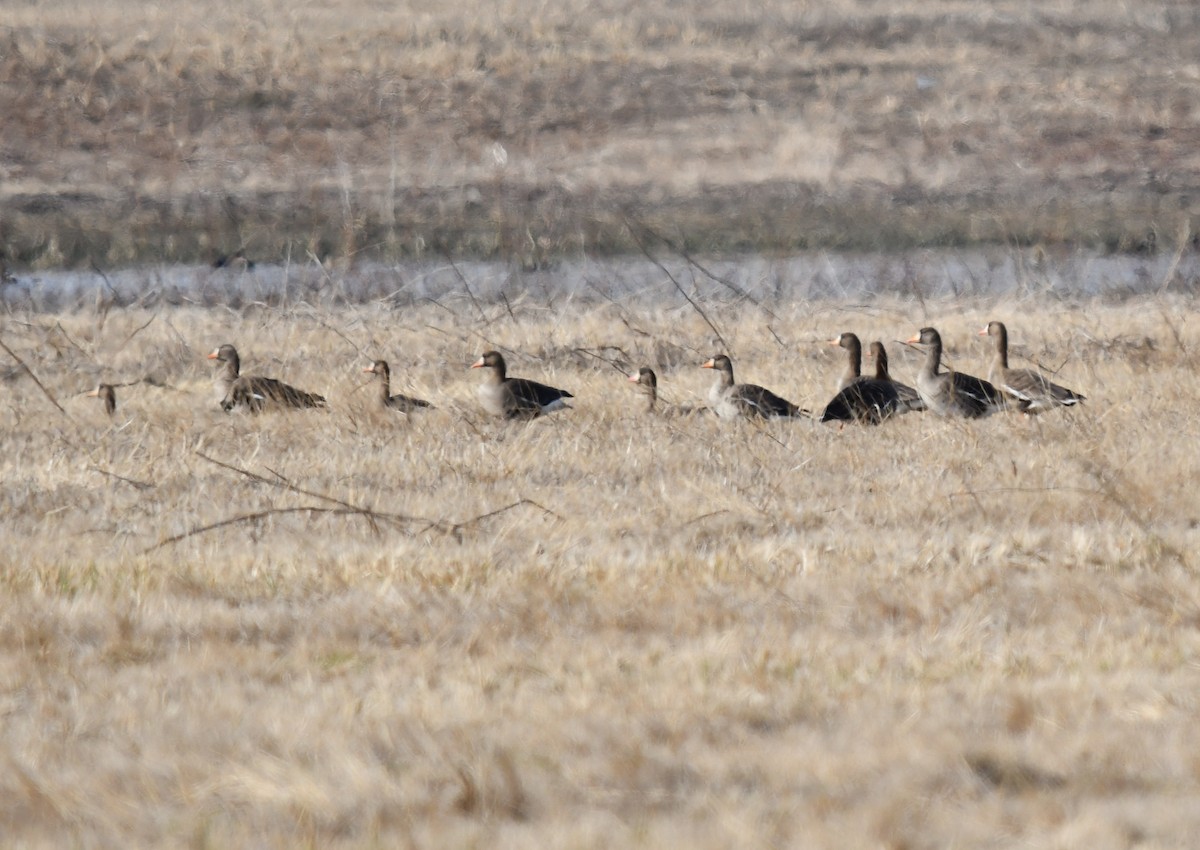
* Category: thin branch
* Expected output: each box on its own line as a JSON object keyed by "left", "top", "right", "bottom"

{"left": 307, "top": 312, "right": 367, "bottom": 360}
{"left": 52, "top": 322, "right": 92, "bottom": 359}
{"left": 113, "top": 312, "right": 158, "bottom": 356}
{"left": 0, "top": 335, "right": 70, "bottom": 418}
{"left": 632, "top": 216, "right": 774, "bottom": 316}
{"left": 196, "top": 451, "right": 405, "bottom": 536}
{"left": 622, "top": 215, "right": 727, "bottom": 350}
{"left": 89, "top": 466, "right": 154, "bottom": 490}
{"left": 423, "top": 498, "right": 562, "bottom": 538}
{"left": 441, "top": 248, "right": 488, "bottom": 324}
{"left": 144, "top": 506, "right": 369, "bottom": 552}
{"left": 676, "top": 509, "right": 730, "bottom": 530}
{"left": 572, "top": 346, "right": 633, "bottom": 375}
{"left": 499, "top": 291, "right": 519, "bottom": 325}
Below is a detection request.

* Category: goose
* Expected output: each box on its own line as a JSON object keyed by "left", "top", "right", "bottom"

{"left": 867, "top": 341, "right": 925, "bottom": 412}
{"left": 829, "top": 332, "right": 864, "bottom": 393}
{"left": 363, "top": 360, "right": 433, "bottom": 412}
{"left": 980, "top": 321, "right": 1085, "bottom": 413}
{"left": 820, "top": 342, "right": 923, "bottom": 424}
{"left": 905, "top": 328, "right": 1009, "bottom": 418}
{"left": 471, "top": 350, "right": 573, "bottom": 419}
{"left": 207, "top": 344, "right": 326, "bottom": 412}
{"left": 628, "top": 367, "right": 704, "bottom": 417}
{"left": 86, "top": 383, "right": 117, "bottom": 416}
{"left": 701, "top": 354, "right": 806, "bottom": 420}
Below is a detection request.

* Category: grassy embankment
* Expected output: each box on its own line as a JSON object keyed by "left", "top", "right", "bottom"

{"left": 3, "top": 0, "right": 1200, "bottom": 267}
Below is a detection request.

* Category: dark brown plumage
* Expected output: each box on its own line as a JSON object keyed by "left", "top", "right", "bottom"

{"left": 363, "top": 360, "right": 433, "bottom": 412}
{"left": 702, "top": 355, "right": 806, "bottom": 420}
{"left": 471, "top": 351, "right": 573, "bottom": 419}
{"left": 906, "top": 328, "right": 1009, "bottom": 419}
{"left": 819, "top": 342, "right": 922, "bottom": 424}
{"left": 208, "top": 344, "right": 326, "bottom": 413}
{"left": 87, "top": 383, "right": 117, "bottom": 416}
{"left": 980, "top": 321, "right": 1085, "bottom": 414}
{"left": 867, "top": 341, "right": 925, "bottom": 413}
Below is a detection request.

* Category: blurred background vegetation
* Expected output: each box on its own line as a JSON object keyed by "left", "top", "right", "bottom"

{"left": 3, "top": 0, "right": 1199, "bottom": 268}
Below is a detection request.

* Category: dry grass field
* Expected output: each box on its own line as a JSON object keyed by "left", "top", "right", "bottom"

{"left": 5, "top": 0, "right": 1200, "bottom": 846}
{"left": 4, "top": 0, "right": 1200, "bottom": 265}
{"left": 3, "top": 282, "right": 1200, "bottom": 847}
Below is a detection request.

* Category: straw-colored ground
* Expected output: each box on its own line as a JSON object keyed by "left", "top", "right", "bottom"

{"left": 2, "top": 291, "right": 1199, "bottom": 847}
{"left": 4, "top": 0, "right": 1200, "bottom": 264}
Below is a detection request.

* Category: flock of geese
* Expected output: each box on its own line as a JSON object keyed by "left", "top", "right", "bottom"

{"left": 84, "top": 321, "right": 1085, "bottom": 423}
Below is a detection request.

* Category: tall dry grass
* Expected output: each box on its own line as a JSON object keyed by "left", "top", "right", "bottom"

{"left": 2, "top": 283, "right": 1199, "bottom": 847}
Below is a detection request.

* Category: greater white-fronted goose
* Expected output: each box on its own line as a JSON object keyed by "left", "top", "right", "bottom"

{"left": 363, "top": 360, "right": 433, "bottom": 412}
{"left": 820, "top": 342, "right": 923, "bottom": 424}
{"left": 628, "top": 367, "right": 705, "bottom": 417}
{"left": 905, "top": 327, "right": 1009, "bottom": 419}
{"left": 829, "top": 332, "right": 864, "bottom": 393}
{"left": 701, "top": 354, "right": 806, "bottom": 420}
{"left": 868, "top": 341, "right": 925, "bottom": 412}
{"left": 87, "top": 383, "right": 117, "bottom": 416}
{"left": 471, "top": 350, "right": 573, "bottom": 419}
{"left": 207, "top": 344, "right": 327, "bottom": 413}
{"left": 980, "top": 321, "right": 1085, "bottom": 413}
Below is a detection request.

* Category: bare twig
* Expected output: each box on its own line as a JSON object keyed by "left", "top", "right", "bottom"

{"left": 52, "top": 322, "right": 92, "bottom": 359}
{"left": 499, "top": 291, "right": 519, "bottom": 325}
{"left": 441, "top": 248, "right": 488, "bottom": 324}
{"left": 631, "top": 216, "right": 776, "bottom": 317}
{"left": 308, "top": 311, "right": 367, "bottom": 360}
{"left": 112, "top": 312, "right": 158, "bottom": 357}
{"left": 422, "top": 498, "right": 562, "bottom": 538}
{"left": 0, "top": 335, "right": 71, "bottom": 419}
{"left": 90, "top": 263, "right": 119, "bottom": 299}
{"left": 622, "top": 215, "right": 727, "bottom": 349}
{"left": 572, "top": 346, "right": 632, "bottom": 375}
{"left": 89, "top": 466, "right": 154, "bottom": 490}
{"left": 196, "top": 451, "right": 404, "bottom": 535}
{"left": 676, "top": 509, "right": 730, "bottom": 530}
{"left": 145, "top": 506, "right": 370, "bottom": 552}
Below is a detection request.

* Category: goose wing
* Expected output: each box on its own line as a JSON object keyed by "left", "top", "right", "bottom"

{"left": 999, "top": 368, "right": 1085, "bottom": 412}
{"left": 947, "top": 372, "right": 1012, "bottom": 418}
{"left": 223, "top": 375, "right": 326, "bottom": 412}
{"left": 821, "top": 379, "right": 906, "bottom": 424}
{"left": 385, "top": 392, "right": 434, "bottom": 412}
{"left": 502, "top": 377, "right": 573, "bottom": 419}
{"left": 734, "top": 384, "right": 805, "bottom": 418}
